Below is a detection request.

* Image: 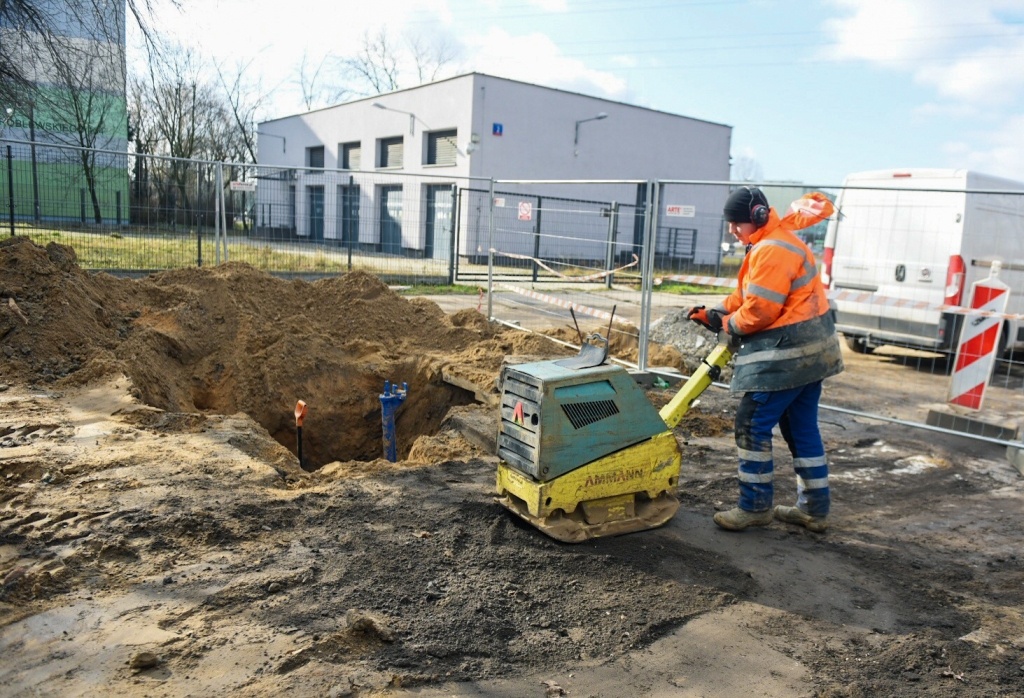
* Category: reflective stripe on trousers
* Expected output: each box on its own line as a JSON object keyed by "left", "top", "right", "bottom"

{"left": 734, "top": 381, "right": 830, "bottom": 517}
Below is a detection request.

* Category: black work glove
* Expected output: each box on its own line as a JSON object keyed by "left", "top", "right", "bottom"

{"left": 687, "top": 306, "right": 723, "bottom": 333}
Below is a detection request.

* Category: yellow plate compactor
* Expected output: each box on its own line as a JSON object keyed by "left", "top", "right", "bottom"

{"left": 496, "top": 338, "right": 732, "bottom": 543}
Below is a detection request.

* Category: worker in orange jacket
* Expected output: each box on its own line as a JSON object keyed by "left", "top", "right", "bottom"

{"left": 689, "top": 186, "right": 843, "bottom": 532}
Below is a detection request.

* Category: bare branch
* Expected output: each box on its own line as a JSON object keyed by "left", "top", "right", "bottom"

{"left": 407, "top": 32, "right": 460, "bottom": 84}
{"left": 214, "top": 57, "right": 267, "bottom": 163}
{"left": 295, "top": 51, "right": 349, "bottom": 112}
{"left": 340, "top": 28, "right": 401, "bottom": 95}
{"left": 339, "top": 26, "right": 460, "bottom": 97}
{"left": 0, "top": 0, "right": 180, "bottom": 107}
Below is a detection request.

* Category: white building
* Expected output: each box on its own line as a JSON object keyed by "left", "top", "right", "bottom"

{"left": 255, "top": 72, "right": 732, "bottom": 266}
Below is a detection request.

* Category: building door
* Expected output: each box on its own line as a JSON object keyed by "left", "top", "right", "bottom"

{"left": 379, "top": 185, "right": 402, "bottom": 254}
{"left": 307, "top": 185, "right": 324, "bottom": 241}
{"left": 424, "top": 185, "right": 453, "bottom": 261}
{"left": 339, "top": 185, "right": 360, "bottom": 247}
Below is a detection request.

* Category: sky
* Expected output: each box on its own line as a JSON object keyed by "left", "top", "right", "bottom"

{"left": 138, "top": 0, "right": 1024, "bottom": 187}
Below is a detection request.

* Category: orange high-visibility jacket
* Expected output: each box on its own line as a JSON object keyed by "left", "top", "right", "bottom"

{"left": 721, "top": 208, "right": 831, "bottom": 336}
{"left": 715, "top": 202, "right": 843, "bottom": 392}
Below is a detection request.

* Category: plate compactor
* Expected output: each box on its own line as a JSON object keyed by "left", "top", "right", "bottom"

{"left": 495, "top": 325, "right": 732, "bottom": 543}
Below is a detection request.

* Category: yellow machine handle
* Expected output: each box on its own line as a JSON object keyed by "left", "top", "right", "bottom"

{"left": 658, "top": 343, "right": 733, "bottom": 429}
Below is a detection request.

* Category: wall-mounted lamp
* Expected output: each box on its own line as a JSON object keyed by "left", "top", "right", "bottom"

{"left": 257, "top": 131, "right": 286, "bottom": 153}
{"left": 574, "top": 112, "right": 608, "bottom": 156}
{"left": 372, "top": 102, "right": 417, "bottom": 136}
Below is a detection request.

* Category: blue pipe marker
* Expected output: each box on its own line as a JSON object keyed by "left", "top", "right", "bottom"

{"left": 379, "top": 381, "right": 408, "bottom": 462}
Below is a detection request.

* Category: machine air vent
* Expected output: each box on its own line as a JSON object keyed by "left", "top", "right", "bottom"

{"left": 561, "top": 399, "right": 619, "bottom": 430}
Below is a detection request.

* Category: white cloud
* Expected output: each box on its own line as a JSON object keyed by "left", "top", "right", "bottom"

{"left": 822, "top": 0, "right": 1024, "bottom": 102}
{"left": 526, "top": 0, "right": 569, "bottom": 10}
{"left": 914, "top": 38, "right": 1024, "bottom": 102}
{"left": 462, "top": 27, "right": 628, "bottom": 98}
{"left": 822, "top": 0, "right": 930, "bottom": 62}
{"left": 609, "top": 54, "right": 639, "bottom": 68}
{"left": 911, "top": 102, "right": 979, "bottom": 120}
{"left": 476, "top": 0, "right": 566, "bottom": 12}
{"left": 942, "top": 113, "right": 1024, "bottom": 179}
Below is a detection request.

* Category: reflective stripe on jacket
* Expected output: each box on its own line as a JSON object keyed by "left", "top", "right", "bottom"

{"left": 718, "top": 208, "right": 844, "bottom": 393}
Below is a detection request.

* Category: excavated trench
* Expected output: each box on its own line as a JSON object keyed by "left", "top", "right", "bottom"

{"left": 236, "top": 358, "right": 479, "bottom": 469}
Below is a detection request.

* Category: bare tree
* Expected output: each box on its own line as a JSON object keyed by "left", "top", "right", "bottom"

{"left": 2, "top": 1, "right": 133, "bottom": 223}
{"left": 44, "top": 34, "right": 127, "bottom": 223}
{"left": 131, "top": 43, "right": 278, "bottom": 228}
{"left": 280, "top": 26, "right": 463, "bottom": 118}
{"left": 130, "top": 45, "right": 224, "bottom": 222}
{"left": 0, "top": 0, "right": 176, "bottom": 108}
{"left": 340, "top": 28, "right": 402, "bottom": 95}
{"left": 214, "top": 58, "right": 268, "bottom": 164}
{"left": 127, "top": 75, "right": 156, "bottom": 220}
{"left": 407, "top": 33, "right": 460, "bottom": 85}
{"left": 336, "top": 27, "right": 459, "bottom": 97}
{"left": 296, "top": 51, "right": 350, "bottom": 112}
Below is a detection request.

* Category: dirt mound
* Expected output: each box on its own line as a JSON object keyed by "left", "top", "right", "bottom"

{"left": 0, "top": 237, "right": 141, "bottom": 383}
{"left": 0, "top": 237, "right": 570, "bottom": 467}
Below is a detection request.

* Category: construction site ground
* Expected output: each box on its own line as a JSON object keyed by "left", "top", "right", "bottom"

{"left": 1, "top": 237, "right": 1022, "bottom": 698}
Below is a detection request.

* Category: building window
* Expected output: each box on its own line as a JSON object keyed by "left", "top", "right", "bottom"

{"left": 307, "top": 146, "right": 324, "bottom": 169}
{"left": 378, "top": 137, "right": 403, "bottom": 169}
{"left": 341, "top": 141, "right": 361, "bottom": 170}
{"left": 426, "top": 130, "right": 458, "bottom": 166}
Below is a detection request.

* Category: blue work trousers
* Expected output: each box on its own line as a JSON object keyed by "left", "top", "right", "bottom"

{"left": 734, "top": 381, "right": 830, "bottom": 517}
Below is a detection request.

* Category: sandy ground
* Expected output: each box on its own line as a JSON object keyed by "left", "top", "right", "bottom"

{"left": 1, "top": 237, "right": 1023, "bottom": 697}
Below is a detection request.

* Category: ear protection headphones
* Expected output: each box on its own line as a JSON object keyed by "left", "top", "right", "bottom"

{"left": 745, "top": 186, "right": 770, "bottom": 228}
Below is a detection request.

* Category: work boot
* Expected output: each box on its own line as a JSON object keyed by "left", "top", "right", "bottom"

{"left": 713, "top": 507, "right": 773, "bottom": 531}
{"left": 773, "top": 505, "right": 829, "bottom": 532}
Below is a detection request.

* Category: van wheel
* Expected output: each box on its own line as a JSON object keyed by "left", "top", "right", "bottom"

{"left": 845, "top": 336, "right": 874, "bottom": 354}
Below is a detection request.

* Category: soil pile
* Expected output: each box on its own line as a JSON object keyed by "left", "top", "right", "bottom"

{"left": 0, "top": 237, "right": 576, "bottom": 466}
{"left": 650, "top": 307, "right": 734, "bottom": 382}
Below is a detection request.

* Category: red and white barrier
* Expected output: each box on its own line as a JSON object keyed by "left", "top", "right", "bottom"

{"left": 947, "top": 262, "right": 1011, "bottom": 410}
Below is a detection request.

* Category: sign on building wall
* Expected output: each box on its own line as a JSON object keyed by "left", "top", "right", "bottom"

{"left": 492, "top": 123, "right": 504, "bottom": 136}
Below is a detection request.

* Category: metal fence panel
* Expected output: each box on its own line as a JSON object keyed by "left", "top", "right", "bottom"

{"left": 244, "top": 163, "right": 478, "bottom": 282}
{"left": 2, "top": 139, "right": 487, "bottom": 284}
{"left": 2, "top": 138, "right": 1021, "bottom": 449}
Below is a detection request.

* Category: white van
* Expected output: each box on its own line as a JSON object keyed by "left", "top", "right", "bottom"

{"left": 821, "top": 168, "right": 1024, "bottom": 356}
